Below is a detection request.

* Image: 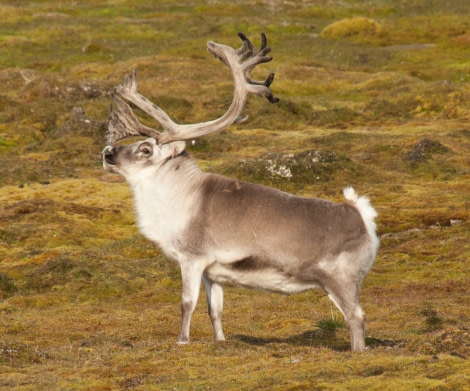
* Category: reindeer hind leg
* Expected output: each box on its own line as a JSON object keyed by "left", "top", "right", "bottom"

{"left": 203, "top": 274, "right": 225, "bottom": 342}
{"left": 324, "top": 282, "right": 366, "bottom": 352}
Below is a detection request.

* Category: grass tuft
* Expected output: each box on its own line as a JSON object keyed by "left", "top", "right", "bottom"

{"left": 0, "top": 273, "right": 17, "bottom": 299}
{"left": 316, "top": 316, "right": 347, "bottom": 336}
{"left": 419, "top": 302, "right": 444, "bottom": 332}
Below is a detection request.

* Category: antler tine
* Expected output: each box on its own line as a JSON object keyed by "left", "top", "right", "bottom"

{"left": 105, "top": 33, "right": 278, "bottom": 145}
{"left": 264, "top": 72, "right": 275, "bottom": 88}
{"left": 115, "top": 68, "right": 175, "bottom": 132}
{"left": 259, "top": 32, "right": 268, "bottom": 51}
{"left": 238, "top": 34, "right": 279, "bottom": 104}
{"left": 236, "top": 32, "right": 256, "bottom": 61}
{"left": 246, "top": 72, "right": 279, "bottom": 104}
{"left": 217, "top": 33, "right": 278, "bottom": 104}
{"left": 118, "top": 68, "right": 138, "bottom": 95}
{"left": 105, "top": 94, "right": 161, "bottom": 145}
{"left": 237, "top": 33, "right": 272, "bottom": 66}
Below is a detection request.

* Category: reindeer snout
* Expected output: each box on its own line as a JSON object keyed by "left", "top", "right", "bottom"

{"left": 103, "top": 146, "right": 117, "bottom": 165}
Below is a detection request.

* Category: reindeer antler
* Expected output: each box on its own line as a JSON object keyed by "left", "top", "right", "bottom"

{"left": 105, "top": 33, "right": 278, "bottom": 145}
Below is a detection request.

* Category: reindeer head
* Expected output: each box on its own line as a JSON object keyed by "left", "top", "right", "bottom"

{"left": 103, "top": 138, "right": 186, "bottom": 179}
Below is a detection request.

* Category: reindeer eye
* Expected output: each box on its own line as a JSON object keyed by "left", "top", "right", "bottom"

{"left": 139, "top": 144, "right": 152, "bottom": 155}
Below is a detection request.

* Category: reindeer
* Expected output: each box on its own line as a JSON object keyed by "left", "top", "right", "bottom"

{"left": 102, "top": 33, "right": 379, "bottom": 352}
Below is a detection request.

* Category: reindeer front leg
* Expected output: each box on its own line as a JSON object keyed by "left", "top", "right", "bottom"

{"left": 177, "top": 260, "right": 206, "bottom": 344}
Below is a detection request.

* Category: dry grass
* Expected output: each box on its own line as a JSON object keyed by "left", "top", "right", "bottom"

{"left": 1, "top": 0, "right": 470, "bottom": 389}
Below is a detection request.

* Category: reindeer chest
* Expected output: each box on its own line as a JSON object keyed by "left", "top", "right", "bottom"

{"left": 132, "top": 184, "right": 198, "bottom": 258}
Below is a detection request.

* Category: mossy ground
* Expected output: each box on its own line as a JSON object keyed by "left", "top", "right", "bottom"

{"left": 1, "top": 1, "right": 469, "bottom": 389}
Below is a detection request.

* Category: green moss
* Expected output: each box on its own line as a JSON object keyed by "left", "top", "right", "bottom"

{"left": 321, "top": 17, "right": 384, "bottom": 42}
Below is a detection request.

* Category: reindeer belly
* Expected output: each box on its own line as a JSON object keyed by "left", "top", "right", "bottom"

{"left": 205, "top": 258, "right": 320, "bottom": 295}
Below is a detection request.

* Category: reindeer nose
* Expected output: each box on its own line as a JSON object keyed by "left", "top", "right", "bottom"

{"left": 103, "top": 146, "right": 116, "bottom": 165}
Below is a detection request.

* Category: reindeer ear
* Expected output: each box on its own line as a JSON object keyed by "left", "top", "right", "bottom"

{"left": 160, "top": 141, "right": 186, "bottom": 159}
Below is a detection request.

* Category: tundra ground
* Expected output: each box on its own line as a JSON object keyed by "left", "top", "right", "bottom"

{"left": 1, "top": 1, "right": 469, "bottom": 389}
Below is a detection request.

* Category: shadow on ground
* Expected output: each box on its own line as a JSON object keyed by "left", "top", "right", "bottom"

{"left": 233, "top": 331, "right": 405, "bottom": 351}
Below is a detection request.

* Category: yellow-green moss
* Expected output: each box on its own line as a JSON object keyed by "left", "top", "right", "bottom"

{"left": 321, "top": 17, "right": 384, "bottom": 40}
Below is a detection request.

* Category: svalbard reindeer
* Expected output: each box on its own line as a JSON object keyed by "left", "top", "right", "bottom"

{"left": 102, "top": 33, "right": 379, "bottom": 352}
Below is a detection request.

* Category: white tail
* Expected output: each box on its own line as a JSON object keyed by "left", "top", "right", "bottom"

{"left": 344, "top": 187, "right": 379, "bottom": 252}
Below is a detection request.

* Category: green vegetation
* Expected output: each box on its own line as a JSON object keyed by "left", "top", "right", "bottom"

{"left": 1, "top": 0, "right": 469, "bottom": 389}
